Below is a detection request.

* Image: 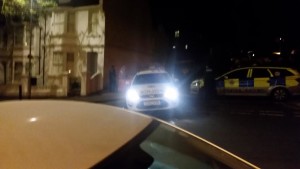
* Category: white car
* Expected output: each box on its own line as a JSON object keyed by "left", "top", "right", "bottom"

{"left": 0, "top": 100, "right": 259, "bottom": 169}
{"left": 126, "top": 69, "right": 179, "bottom": 111}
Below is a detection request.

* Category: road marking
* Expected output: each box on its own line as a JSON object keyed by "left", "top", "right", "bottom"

{"left": 229, "top": 110, "right": 300, "bottom": 118}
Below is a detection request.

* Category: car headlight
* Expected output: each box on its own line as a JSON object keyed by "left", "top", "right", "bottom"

{"left": 126, "top": 89, "right": 140, "bottom": 103}
{"left": 164, "top": 87, "right": 179, "bottom": 101}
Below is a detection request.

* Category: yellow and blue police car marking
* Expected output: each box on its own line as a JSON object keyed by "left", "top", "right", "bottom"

{"left": 214, "top": 67, "right": 300, "bottom": 97}
{"left": 216, "top": 79, "right": 254, "bottom": 88}
{"left": 217, "top": 77, "right": 287, "bottom": 88}
{"left": 269, "top": 78, "right": 286, "bottom": 86}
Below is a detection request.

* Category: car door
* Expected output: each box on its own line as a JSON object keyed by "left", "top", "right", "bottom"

{"left": 216, "top": 68, "right": 250, "bottom": 95}
{"left": 249, "top": 68, "right": 272, "bottom": 96}
{"left": 268, "top": 68, "right": 289, "bottom": 87}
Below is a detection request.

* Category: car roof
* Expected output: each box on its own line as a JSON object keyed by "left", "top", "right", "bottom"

{"left": 135, "top": 69, "right": 168, "bottom": 75}
{"left": 0, "top": 100, "right": 152, "bottom": 169}
{"left": 228, "top": 66, "right": 296, "bottom": 70}
{"left": 227, "top": 66, "right": 294, "bottom": 72}
{"left": 216, "top": 66, "right": 299, "bottom": 79}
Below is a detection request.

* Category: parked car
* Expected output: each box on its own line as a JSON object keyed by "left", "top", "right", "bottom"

{"left": 190, "top": 78, "right": 205, "bottom": 94}
{"left": 190, "top": 67, "right": 300, "bottom": 101}
{"left": 0, "top": 100, "right": 260, "bottom": 169}
{"left": 126, "top": 69, "right": 179, "bottom": 111}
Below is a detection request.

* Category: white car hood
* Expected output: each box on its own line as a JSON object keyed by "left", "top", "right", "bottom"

{"left": 0, "top": 100, "right": 152, "bottom": 169}
{"left": 131, "top": 83, "right": 174, "bottom": 94}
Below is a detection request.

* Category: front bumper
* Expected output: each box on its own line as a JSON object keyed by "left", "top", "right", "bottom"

{"left": 126, "top": 98, "right": 178, "bottom": 112}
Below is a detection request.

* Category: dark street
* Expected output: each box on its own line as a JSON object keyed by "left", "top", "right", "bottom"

{"left": 105, "top": 94, "right": 300, "bottom": 169}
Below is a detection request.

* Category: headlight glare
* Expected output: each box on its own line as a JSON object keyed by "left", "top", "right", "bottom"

{"left": 164, "top": 87, "right": 179, "bottom": 101}
{"left": 126, "top": 89, "right": 140, "bottom": 103}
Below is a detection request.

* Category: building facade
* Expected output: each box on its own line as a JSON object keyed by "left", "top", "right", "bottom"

{"left": 0, "top": 3, "right": 105, "bottom": 97}
{"left": 103, "top": 0, "right": 169, "bottom": 92}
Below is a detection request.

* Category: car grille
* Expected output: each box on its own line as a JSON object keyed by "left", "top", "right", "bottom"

{"left": 137, "top": 100, "right": 168, "bottom": 109}
{"left": 140, "top": 94, "right": 163, "bottom": 98}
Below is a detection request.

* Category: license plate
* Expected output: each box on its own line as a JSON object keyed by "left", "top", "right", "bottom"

{"left": 144, "top": 100, "right": 160, "bottom": 106}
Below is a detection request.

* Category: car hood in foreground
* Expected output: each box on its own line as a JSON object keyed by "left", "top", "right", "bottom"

{"left": 0, "top": 100, "right": 152, "bottom": 169}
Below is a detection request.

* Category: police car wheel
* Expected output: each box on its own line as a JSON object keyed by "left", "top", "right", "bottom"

{"left": 271, "top": 88, "right": 289, "bottom": 101}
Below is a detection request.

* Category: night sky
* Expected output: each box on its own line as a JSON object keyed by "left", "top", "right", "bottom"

{"left": 57, "top": 0, "right": 300, "bottom": 69}
{"left": 150, "top": 0, "right": 300, "bottom": 49}
{"left": 59, "top": 0, "right": 300, "bottom": 52}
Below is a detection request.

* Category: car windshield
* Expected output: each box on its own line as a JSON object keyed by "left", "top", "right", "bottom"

{"left": 92, "top": 121, "right": 255, "bottom": 169}
{"left": 133, "top": 73, "right": 171, "bottom": 85}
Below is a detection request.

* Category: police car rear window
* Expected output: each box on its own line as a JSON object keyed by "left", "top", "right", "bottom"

{"left": 133, "top": 73, "right": 171, "bottom": 85}
{"left": 269, "top": 69, "right": 295, "bottom": 77}
{"left": 226, "top": 69, "right": 248, "bottom": 79}
{"left": 252, "top": 69, "right": 271, "bottom": 78}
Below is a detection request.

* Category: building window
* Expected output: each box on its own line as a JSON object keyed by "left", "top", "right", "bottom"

{"left": 14, "top": 26, "right": 24, "bottom": 46}
{"left": 53, "top": 12, "right": 65, "bottom": 34}
{"left": 66, "top": 52, "right": 75, "bottom": 75}
{"left": 14, "top": 62, "right": 23, "bottom": 82}
{"left": 0, "top": 29, "right": 6, "bottom": 48}
{"left": 67, "top": 12, "right": 75, "bottom": 33}
{"left": 0, "top": 62, "right": 4, "bottom": 84}
{"left": 25, "top": 25, "right": 31, "bottom": 46}
{"left": 52, "top": 52, "right": 63, "bottom": 74}
{"left": 89, "top": 10, "right": 99, "bottom": 34}
{"left": 87, "top": 52, "right": 98, "bottom": 75}
{"left": 0, "top": 30, "right": 3, "bottom": 48}
{"left": 175, "top": 30, "right": 180, "bottom": 38}
{"left": 185, "top": 44, "right": 188, "bottom": 50}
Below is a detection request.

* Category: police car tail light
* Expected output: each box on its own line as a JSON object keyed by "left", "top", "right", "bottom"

{"left": 164, "top": 87, "right": 179, "bottom": 101}
{"left": 126, "top": 89, "right": 140, "bottom": 103}
{"left": 296, "top": 78, "right": 300, "bottom": 85}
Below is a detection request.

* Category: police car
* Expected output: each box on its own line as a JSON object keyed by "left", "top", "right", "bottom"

{"left": 0, "top": 100, "right": 260, "bottom": 169}
{"left": 126, "top": 69, "right": 179, "bottom": 111}
{"left": 215, "top": 67, "right": 300, "bottom": 101}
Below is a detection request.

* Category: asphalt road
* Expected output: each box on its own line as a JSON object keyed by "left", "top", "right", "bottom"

{"left": 106, "top": 95, "right": 300, "bottom": 169}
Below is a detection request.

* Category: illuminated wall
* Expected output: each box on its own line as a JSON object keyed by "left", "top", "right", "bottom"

{"left": 43, "top": 4, "right": 105, "bottom": 96}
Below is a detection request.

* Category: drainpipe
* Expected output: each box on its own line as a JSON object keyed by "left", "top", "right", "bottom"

{"left": 28, "top": 0, "right": 33, "bottom": 99}
{"left": 43, "top": 14, "right": 46, "bottom": 86}
{"left": 39, "top": 26, "right": 41, "bottom": 74}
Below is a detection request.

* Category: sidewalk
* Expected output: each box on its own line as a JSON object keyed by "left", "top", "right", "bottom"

{"left": 2, "top": 92, "right": 300, "bottom": 111}
{"left": 69, "top": 92, "right": 125, "bottom": 103}
{"left": 0, "top": 92, "right": 125, "bottom": 103}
